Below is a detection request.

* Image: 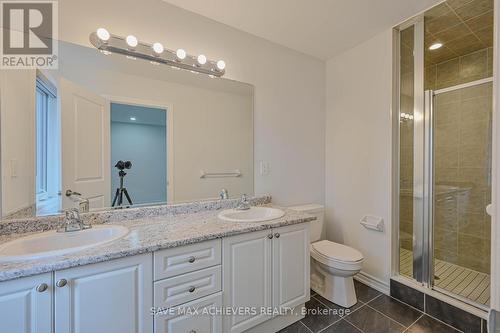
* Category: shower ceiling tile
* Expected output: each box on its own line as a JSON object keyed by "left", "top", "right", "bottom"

{"left": 426, "top": 11, "right": 462, "bottom": 34}
{"left": 446, "top": 0, "right": 474, "bottom": 8}
{"left": 453, "top": 0, "right": 494, "bottom": 21}
{"left": 433, "top": 23, "right": 471, "bottom": 44}
{"left": 474, "top": 27, "right": 494, "bottom": 47}
{"left": 424, "top": 0, "right": 492, "bottom": 64}
{"left": 445, "top": 34, "right": 485, "bottom": 56}
{"left": 465, "top": 10, "right": 493, "bottom": 32}
{"left": 424, "top": 2, "right": 451, "bottom": 20}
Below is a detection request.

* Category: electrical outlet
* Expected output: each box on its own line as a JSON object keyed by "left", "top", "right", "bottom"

{"left": 10, "top": 159, "right": 18, "bottom": 178}
{"left": 259, "top": 161, "right": 270, "bottom": 176}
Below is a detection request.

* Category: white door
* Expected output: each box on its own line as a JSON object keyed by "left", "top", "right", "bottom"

{"left": 0, "top": 273, "right": 52, "bottom": 333}
{"left": 272, "top": 223, "right": 310, "bottom": 310}
{"left": 54, "top": 254, "right": 153, "bottom": 333}
{"left": 222, "top": 229, "right": 272, "bottom": 333}
{"left": 60, "top": 78, "right": 110, "bottom": 210}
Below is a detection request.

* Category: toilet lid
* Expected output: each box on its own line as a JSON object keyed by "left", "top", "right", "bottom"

{"left": 311, "top": 240, "right": 363, "bottom": 262}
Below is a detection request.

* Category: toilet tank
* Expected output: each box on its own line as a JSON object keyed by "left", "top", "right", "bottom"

{"left": 288, "top": 204, "right": 325, "bottom": 242}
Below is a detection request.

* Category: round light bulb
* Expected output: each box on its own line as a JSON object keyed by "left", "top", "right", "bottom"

{"left": 429, "top": 42, "right": 443, "bottom": 50}
{"left": 197, "top": 54, "right": 207, "bottom": 65}
{"left": 216, "top": 60, "right": 226, "bottom": 71}
{"left": 126, "top": 35, "right": 138, "bottom": 48}
{"left": 176, "top": 48, "right": 186, "bottom": 60}
{"left": 96, "top": 28, "right": 110, "bottom": 41}
{"left": 152, "top": 42, "right": 164, "bottom": 54}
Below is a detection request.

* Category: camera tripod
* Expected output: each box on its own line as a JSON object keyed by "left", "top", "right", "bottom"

{"left": 111, "top": 170, "right": 133, "bottom": 207}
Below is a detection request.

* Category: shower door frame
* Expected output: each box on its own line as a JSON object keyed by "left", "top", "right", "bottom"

{"left": 392, "top": 16, "right": 433, "bottom": 286}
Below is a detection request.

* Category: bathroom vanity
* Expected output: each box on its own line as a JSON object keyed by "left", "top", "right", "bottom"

{"left": 0, "top": 202, "right": 313, "bottom": 333}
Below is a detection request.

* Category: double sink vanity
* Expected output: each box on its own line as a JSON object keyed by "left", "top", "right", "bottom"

{"left": 0, "top": 197, "right": 314, "bottom": 333}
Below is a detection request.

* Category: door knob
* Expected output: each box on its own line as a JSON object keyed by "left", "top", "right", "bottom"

{"left": 36, "top": 283, "right": 48, "bottom": 292}
{"left": 56, "top": 279, "right": 67, "bottom": 287}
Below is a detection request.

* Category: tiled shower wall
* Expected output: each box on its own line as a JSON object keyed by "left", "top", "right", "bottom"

{"left": 425, "top": 47, "right": 493, "bottom": 90}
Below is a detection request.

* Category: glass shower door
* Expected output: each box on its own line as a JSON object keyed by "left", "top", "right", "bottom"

{"left": 432, "top": 81, "right": 492, "bottom": 307}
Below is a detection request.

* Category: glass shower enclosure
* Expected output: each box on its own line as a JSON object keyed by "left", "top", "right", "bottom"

{"left": 395, "top": 3, "right": 493, "bottom": 308}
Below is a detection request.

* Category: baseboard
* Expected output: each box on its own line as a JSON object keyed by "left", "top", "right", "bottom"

{"left": 354, "top": 271, "right": 390, "bottom": 295}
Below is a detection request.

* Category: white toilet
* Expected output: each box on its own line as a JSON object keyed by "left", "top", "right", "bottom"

{"left": 290, "top": 204, "right": 364, "bottom": 308}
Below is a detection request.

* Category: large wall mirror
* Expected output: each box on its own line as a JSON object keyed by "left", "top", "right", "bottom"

{"left": 0, "top": 39, "right": 254, "bottom": 219}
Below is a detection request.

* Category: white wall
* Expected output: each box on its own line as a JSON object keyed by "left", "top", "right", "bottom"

{"left": 325, "top": 30, "right": 393, "bottom": 285}
{"left": 58, "top": 0, "right": 326, "bottom": 206}
{"left": 0, "top": 70, "right": 36, "bottom": 217}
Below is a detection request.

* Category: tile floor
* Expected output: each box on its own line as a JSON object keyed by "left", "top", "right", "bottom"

{"left": 279, "top": 280, "right": 462, "bottom": 333}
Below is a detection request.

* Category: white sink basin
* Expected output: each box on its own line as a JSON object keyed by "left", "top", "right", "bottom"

{"left": 218, "top": 207, "right": 285, "bottom": 223}
{"left": 0, "top": 225, "right": 129, "bottom": 262}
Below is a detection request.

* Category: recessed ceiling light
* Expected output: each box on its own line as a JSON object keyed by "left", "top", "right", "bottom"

{"left": 429, "top": 43, "right": 443, "bottom": 50}
{"left": 130, "top": 117, "right": 136, "bottom": 121}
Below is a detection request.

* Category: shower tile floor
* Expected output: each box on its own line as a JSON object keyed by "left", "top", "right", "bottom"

{"left": 400, "top": 248, "right": 490, "bottom": 306}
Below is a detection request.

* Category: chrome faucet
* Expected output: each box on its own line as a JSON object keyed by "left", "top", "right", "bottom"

{"left": 235, "top": 194, "right": 251, "bottom": 211}
{"left": 58, "top": 208, "right": 91, "bottom": 233}
{"left": 66, "top": 189, "right": 90, "bottom": 213}
{"left": 220, "top": 188, "right": 229, "bottom": 200}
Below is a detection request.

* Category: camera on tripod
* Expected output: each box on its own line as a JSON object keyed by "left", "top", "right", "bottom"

{"left": 115, "top": 160, "right": 132, "bottom": 171}
{"left": 112, "top": 160, "right": 133, "bottom": 207}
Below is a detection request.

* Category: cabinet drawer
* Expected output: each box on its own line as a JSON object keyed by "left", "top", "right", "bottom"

{"left": 154, "top": 292, "right": 222, "bottom": 333}
{"left": 154, "top": 239, "right": 221, "bottom": 280}
{"left": 154, "top": 266, "right": 221, "bottom": 308}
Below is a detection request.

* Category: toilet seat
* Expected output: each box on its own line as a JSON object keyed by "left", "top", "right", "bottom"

{"left": 311, "top": 240, "right": 363, "bottom": 270}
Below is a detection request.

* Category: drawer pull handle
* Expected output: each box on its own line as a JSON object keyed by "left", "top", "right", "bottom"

{"left": 56, "top": 279, "right": 67, "bottom": 288}
{"left": 188, "top": 286, "right": 196, "bottom": 293}
{"left": 275, "top": 233, "right": 280, "bottom": 238}
{"left": 36, "top": 283, "right": 48, "bottom": 292}
{"left": 188, "top": 256, "right": 196, "bottom": 263}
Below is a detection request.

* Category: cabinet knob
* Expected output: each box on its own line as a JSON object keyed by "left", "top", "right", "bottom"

{"left": 189, "top": 330, "right": 197, "bottom": 333}
{"left": 188, "top": 286, "right": 196, "bottom": 293}
{"left": 268, "top": 234, "right": 273, "bottom": 239}
{"left": 188, "top": 256, "right": 196, "bottom": 263}
{"left": 56, "top": 279, "right": 67, "bottom": 288}
{"left": 275, "top": 233, "right": 280, "bottom": 238}
{"left": 36, "top": 283, "right": 48, "bottom": 292}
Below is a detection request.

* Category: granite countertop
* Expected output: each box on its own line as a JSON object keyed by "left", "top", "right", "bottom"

{"left": 0, "top": 205, "right": 315, "bottom": 282}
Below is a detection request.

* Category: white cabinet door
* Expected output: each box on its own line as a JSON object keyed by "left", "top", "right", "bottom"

{"left": 272, "top": 223, "right": 310, "bottom": 310}
{"left": 55, "top": 254, "right": 152, "bottom": 333}
{"left": 0, "top": 273, "right": 52, "bottom": 333}
{"left": 223, "top": 229, "right": 273, "bottom": 333}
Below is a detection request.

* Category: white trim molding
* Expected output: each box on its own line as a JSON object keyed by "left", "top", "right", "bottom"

{"left": 354, "top": 271, "right": 390, "bottom": 295}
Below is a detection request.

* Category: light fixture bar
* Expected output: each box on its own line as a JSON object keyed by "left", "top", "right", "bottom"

{"left": 89, "top": 32, "right": 225, "bottom": 77}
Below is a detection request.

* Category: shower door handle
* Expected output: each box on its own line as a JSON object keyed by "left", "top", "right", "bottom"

{"left": 486, "top": 204, "right": 492, "bottom": 216}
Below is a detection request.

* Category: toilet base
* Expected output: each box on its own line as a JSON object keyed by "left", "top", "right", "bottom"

{"left": 311, "top": 262, "right": 359, "bottom": 308}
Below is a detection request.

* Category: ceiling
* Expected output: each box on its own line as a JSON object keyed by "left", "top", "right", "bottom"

{"left": 161, "top": 0, "right": 441, "bottom": 60}
{"left": 425, "top": 0, "right": 493, "bottom": 64}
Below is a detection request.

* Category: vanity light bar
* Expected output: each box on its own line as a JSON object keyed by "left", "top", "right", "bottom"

{"left": 89, "top": 30, "right": 226, "bottom": 77}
